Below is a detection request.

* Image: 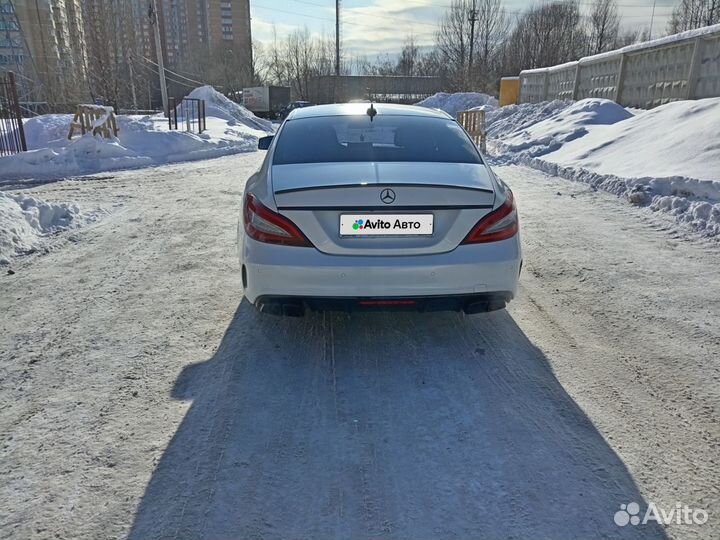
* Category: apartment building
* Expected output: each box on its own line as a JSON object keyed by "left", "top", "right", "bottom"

{"left": 2, "top": 0, "right": 251, "bottom": 107}
{"left": 1, "top": 0, "right": 89, "bottom": 104}
{"left": 165, "top": 0, "right": 252, "bottom": 74}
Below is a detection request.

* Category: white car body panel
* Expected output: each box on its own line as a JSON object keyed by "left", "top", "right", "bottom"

{"left": 271, "top": 161, "right": 497, "bottom": 194}
{"left": 238, "top": 103, "right": 521, "bottom": 314}
{"left": 242, "top": 236, "right": 521, "bottom": 303}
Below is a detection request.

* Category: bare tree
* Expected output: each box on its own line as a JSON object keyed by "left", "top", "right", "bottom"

{"left": 397, "top": 35, "right": 419, "bottom": 76}
{"left": 277, "top": 28, "right": 337, "bottom": 98}
{"left": 472, "top": 0, "right": 509, "bottom": 89}
{"left": 436, "top": 0, "right": 473, "bottom": 90}
{"left": 588, "top": 0, "right": 620, "bottom": 54}
{"left": 617, "top": 27, "right": 650, "bottom": 47}
{"left": 667, "top": 0, "right": 719, "bottom": 32}
{"left": 501, "top": 1, "right": 586, "bottom": 75}
{"left": 435, "top": 0, "right": 513, "bottom": 90}
{"left": 415, "top": 49, "right": 445, "bottom": 78}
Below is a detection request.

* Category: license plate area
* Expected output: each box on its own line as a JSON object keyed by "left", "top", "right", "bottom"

{"left": 340, "top": 214, "right": 434, "bottom": 237}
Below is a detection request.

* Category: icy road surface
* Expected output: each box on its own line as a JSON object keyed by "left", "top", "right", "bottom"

{"left": 1, "top": 153, "right": 718, "bottom": 540}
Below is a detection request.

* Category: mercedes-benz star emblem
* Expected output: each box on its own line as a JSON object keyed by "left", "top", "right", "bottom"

{"left": 380, "top": 188, "right": 396, "bottom": 204}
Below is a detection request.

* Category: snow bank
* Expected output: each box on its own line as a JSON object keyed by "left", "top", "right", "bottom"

{"left": 187, "top": 86, "right": 273, "bottom": 132}
{"left": 0, "top": 192, "right": 102, "bottom": 264}
{"left": 23, "top": 114, "right": 74, "bottom": 149}
{"left": 0, "top": 116, "right": 257, "bottom": 182}
{"left": 488, "top": 97, "right": 720, "bottom": 237}
{"left": 485, "top": 100, "right": 573, "bottom": 138}
{"left": 416, "top": 92, "right": 498, "bottom": 117}
{"left": 493, "top": 98, "right": 633, "bottom": 157}
{"left": 1, "top": 86, "right": 272, "bottom": 183}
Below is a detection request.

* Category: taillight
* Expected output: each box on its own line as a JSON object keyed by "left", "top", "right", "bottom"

{"left": 462, "top": 191, "right": 519, "bottom": 244}
{"left": 243, "top": 193, "right": 312, "bottom": 247}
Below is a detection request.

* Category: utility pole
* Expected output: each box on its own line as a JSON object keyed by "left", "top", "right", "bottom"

{"left": 128, "top": 56, "right": 138, "bottom": 111}
{"left": 648, "top": 0, "right": 657, "bottom": 40}
{"left": 467, "top": 0, "right": 478, "bottom": 90}
{"left": 149, "top": 0, "right": 169, "bottom": 116}
{"left": 334, "top": 0, "right": 340, "bottom": 102}
{"left": 335, "top": 0, "right": 341, "bottom": 76}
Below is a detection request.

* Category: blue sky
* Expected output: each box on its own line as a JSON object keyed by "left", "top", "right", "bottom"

{"left": 249, "top": 0, "right": 679, "bottom": 58}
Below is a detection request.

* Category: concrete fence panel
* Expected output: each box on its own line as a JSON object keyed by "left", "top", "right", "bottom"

{"left": 696, "top": 34, "right": 720, "bottom": 99}
{"left": 577, "top": 57, "right": 622, "bottom": 100}
{"left": 519, "top": 23, "right": 720, "bottom": 109}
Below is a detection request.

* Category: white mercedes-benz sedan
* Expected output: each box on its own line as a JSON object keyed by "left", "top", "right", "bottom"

{"left": 238, "top": 103, "right": 521, "bottom": 316}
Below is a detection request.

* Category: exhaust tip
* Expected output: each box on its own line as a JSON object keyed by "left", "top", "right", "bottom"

{"left": 282, "top": 303, "right": 305, "bottom": 317}
{"left": 464, "top": 297, "right": 507, "bottom": 314}
{"left": 257, "top": 301, "right": 305, "bottom": 317}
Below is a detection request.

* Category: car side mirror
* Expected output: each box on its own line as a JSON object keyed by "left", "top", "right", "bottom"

{"left": 258, "top": 135, "right": 274, "bottom": 150}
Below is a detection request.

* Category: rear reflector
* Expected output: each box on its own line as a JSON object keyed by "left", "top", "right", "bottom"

{"left": 358, "top": 300, "right": 417, "bottom": 306}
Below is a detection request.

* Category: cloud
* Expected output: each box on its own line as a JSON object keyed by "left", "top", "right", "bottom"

{"left": 251, "top": 16, "right": 307, "bottom": 43}
{"left": 250, "top": 0, "right": 440, "bottom": 57}
{"left": 251, "top": 0, "right": 678, "bottom": 58}
{"left": 340, "top": 0, "right": 438, "bottom": 56}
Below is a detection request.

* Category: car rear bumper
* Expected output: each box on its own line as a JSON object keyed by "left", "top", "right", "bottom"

{"left": 254, "top": 292, "right": 513, "bottom": 316}
{"left": 241, "top": 235, "right": 522, "bottom": 309}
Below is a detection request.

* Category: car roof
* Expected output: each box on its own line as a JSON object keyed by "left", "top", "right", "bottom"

{"left": 286, "top": 102, "right": 454, "bottom": 121}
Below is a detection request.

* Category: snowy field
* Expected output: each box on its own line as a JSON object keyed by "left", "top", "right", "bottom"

{"left": 418, "top": 93, "right": 720, "bottom": 237}
{"left": 1, "top": 152, "right": 717, "bottom": 539}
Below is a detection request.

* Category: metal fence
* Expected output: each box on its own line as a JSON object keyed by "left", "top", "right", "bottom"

{"left": 169, "top": 97, "right": 206, "bottom": 134}
{"left": 0, "top": 71, "right": 27, "bottom": 156}
{"left": 306, "top": 75, "right": 443, "bottom": 104}
{"left": 519, "top": 23, "right": 720, "bottom": 109}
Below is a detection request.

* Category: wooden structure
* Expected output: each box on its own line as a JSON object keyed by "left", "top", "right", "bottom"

{"left": 68, "top": 104, "right": 119, "bottom": 139}
{"left": 457, "top": 109, "right": 486, "bottom": 152}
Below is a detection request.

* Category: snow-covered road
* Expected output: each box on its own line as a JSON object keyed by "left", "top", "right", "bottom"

{"left": 1, "top": 153, "right": 718, "bottom": 539}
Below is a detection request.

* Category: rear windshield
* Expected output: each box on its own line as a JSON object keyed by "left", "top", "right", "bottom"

{"left": 272, "top": 115, "right": 482, "bottom": 165}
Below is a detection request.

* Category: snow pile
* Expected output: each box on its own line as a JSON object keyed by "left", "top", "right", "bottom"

{"left": 416, "top": 92, "right": 498, "bottom": 117}
{"left": 1, "top": 87, "right": 273, "bottom": 183}
{"left": 187, "top": 86, "right": 273, "bottom": 132}
{"left": 485, "top": 100, "right": 573, "bottom": 138}
{"left": 491, "top": 98, "right": 633, "bottom": 157}
{"left": 488, "top": 97, "right": 720, "bottom": 236}
{"left": 23, "top": 114, "right": 74, "bottom": 149}
{"left": 0, "top": 192, "right": 101, "bottom": 264}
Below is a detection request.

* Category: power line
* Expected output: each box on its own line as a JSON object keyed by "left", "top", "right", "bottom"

{"left": 135, "top": 53, "right": 210, "bottom": 87}
{"left": 136, "top": 59, "right": 209, "bottom": 90}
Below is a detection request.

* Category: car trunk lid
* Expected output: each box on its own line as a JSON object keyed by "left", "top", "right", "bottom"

{"left": 271, "top": 162, "right": 496, "bottom": 256}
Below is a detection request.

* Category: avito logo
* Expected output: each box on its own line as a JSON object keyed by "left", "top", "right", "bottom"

{"left": 356, "top": 218, "right": 422, "bottom": 230}
{"left": 343, "top": 214, "right": 433, "bottom": 236}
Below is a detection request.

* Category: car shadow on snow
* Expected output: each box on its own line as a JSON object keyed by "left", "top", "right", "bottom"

{"left": 128, "top": 302, "right": 666, "bottom": 540}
